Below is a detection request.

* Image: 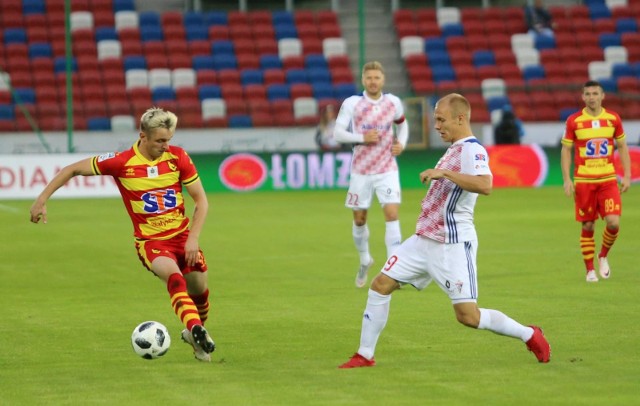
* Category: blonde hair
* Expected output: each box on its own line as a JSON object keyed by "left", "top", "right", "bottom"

{"left": 362, "top": 61, "right": 384, "bottom": 75}
{"left": 439, "top": 93, "right": 471, "bottom": 121}
{"left": 140, "top": 107, "right": 178, "bottom": 134}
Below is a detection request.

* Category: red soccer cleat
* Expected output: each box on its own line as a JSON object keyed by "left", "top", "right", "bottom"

{"left": 526, "top": 325, "right": 551, "bottom": 363}
{"left": 338, "top": 353, "right": 376, "bottom": 369}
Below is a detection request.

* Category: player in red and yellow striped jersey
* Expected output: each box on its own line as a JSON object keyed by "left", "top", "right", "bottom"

{"left": 561, "top": 80, "right": 631, "bottom": 283}
{"left": 30, "top": 107, "right": 216, "bottom": 361}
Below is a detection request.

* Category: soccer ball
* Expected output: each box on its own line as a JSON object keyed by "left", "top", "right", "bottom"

{"left": 131, "top": 321, "right": 171, "bottom": 359}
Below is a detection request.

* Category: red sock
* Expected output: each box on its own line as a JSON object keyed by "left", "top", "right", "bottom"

{"left": 580, "top": 229, "right": 595, "bottom": 272}
{"left": 167, "top": 273, "right": 202, "bottom": 331}
{"left": 191, "top": 289, "right": 210, "bottom": 325}
{"left": 599, "top": 226, "right": 619, "bottom": 258}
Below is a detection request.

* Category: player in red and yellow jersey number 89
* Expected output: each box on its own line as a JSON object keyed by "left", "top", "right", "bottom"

{"left": 561, "top": 80, "right": 631, "bottom": 282}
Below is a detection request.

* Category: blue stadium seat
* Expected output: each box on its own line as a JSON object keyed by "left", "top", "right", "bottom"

{"left": 124, "top": 56, "right": 147, "bottom": 71}
{"left": 486, "top": 95, "right": 510, "bottom": 112}
{"left": 0, "top": 105, "right": 15, "bottom": 120}
{"left": 139, "top": 11, "right": 161, "bottom": 27}
{"left": 588, "top": 4, "right": 611, "bottom": 20}
{"left": 274, "top": 24, "right": 298, "bottom": 40}
{"left": 4, "top": 28, "right": 27, "bottom": 44}
{"left": 305, "top": 54, "right": 328, "bottom": 69}
{"left": 22, "top": 0, "right": 45, "bottom": 15}
{"left": 211, "top": 40, "right": 235, "bottom": 56}
{"left": 598, "top": 77, "right": 617, "bottom": 92}
{"left": 260, "top": 55, "right": 282, "bottom": 69}
{"left": 616, "top": 18, "right": 637, "bottom": 34}
{"left": 87, "top": 117, "right": 112, "bottom": 131}
{"left": 431, "top": 65, "right": 456, "bottom": 82}
{"left": 612, "top": 63, "right": 634, "bottom": 79}
{"left": 272, "top": 11, "right": 295, "bottom": 25}
{"left": 267, "top": 84, "right": 291, "bottom": 100}
{"left": 240, "top": 69, "right": 263, "bottom": 85}
{"left": 599, "top": 33, "right": 621, "bottom": 48}
{"left": 228, "top": 115, "right": 253, "bottom": 128}
{"left": 334, "top": 83, "right": 357, "bottom": 100}
{"left": 184, "top": 12, "right": 205, "bottom": 27}
{"left": 427, "top": 51, "right": 451, "bottom": 68}
{"left": 441, "top": 23, "right": 464, "bottom": 38}
{"left": 29, "top": 43, "right": 52, "bottom": 59}
{"left": 95, "top": 27, "right": 118, "bottom": 42}
{"left": 198, "top": 85, "right": 222, "bottom": 100}
{"left": 424, "top": 38, "right": 447, "bottom": 53}
{"left": 534, "top": 34, "right": 556, "bottom": 50}
{"left": 113, "top": 0, "right": 136, "bottom": 12}
{"left": 192, "top": 55, "right": 215, "bottom": 71}
{"left": 186, "top": 25, "right": 208, "bottom": 41}
{"left": 204, "top": 11, "right": 228, "bottom": 27}
{"left": 472, "top": 50, "right": 495, "bottom": 67}
{"left": 312, "top": 83, "right": 334, "bottom": 99}
{"left": 152, "top": 86, "right": 176, "bottom": 102}
{"left": 140, "top": 26, "right": 164, "bottom": 42}
{"left": 286, "top": 69, "right": 308, "bottom": 84}
{"left": 560, "top": 108, "right": 579, "bottom": 121}
{"left": 54, "top": 57, "right": 78, "bottom": 73}
{"left": 522, "top": 65, "right": 546, "bottom": 81}
{"left": 308, "top": 68, "right": 332, "bottom": 84}
{"left": 213, "top": 54, "right": 237, "bottom": 70}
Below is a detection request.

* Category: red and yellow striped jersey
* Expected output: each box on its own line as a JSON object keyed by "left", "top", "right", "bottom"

{"left": 562, "top": 107, "right": 625, "bottom": 183}
{"left": 91, "top": 142, "right": 200, "bottom": 240}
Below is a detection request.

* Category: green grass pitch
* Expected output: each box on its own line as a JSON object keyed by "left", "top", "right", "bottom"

{"left": 1, "top": 186, "right": 639, "bottom": 405}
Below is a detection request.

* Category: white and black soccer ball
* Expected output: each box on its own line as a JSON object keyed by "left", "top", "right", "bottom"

{"left": 131, "top": 321, "right": 171, "bottom": 359}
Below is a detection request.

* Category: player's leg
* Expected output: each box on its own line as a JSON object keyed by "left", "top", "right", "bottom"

{"left": 346, "top": 174, "right": 374, "bottom": 287}
{"left": 575, "top": 183, "right": 598, "bottom": 281}
{"left": 436, "top": 241, "right": 549, "bottom": 362}
{"left": 376, "top": 171, "right": 402, "bottom": 258}
{"left": 596, "top": 181, "right": 622, "bottom": 279}
{"left": 340, "top": 235, "right": 430, "bottom": 368}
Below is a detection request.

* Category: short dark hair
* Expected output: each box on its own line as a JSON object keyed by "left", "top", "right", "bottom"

{"left": 583, "top": 80, "right": 603, "bottom": 90}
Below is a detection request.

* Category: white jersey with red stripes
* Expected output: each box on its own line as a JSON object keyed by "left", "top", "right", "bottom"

{"left": 338, "top": 92, "right": 405, "bottom": 175}
{"left": 415, "top": 137, "right": 492, "bottom": 243}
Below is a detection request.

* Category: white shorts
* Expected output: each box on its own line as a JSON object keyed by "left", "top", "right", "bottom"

{"left": 345, "top": 171, "right": 401, "bottom": 209}
{"left": 381, "top": 234, "right": 478, "bottom": 304}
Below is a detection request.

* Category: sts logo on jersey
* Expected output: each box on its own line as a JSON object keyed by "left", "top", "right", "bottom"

{"left": 142, "top": 189, "right": 177, "bottom": 213}
{"left": 585, "top": 138, "right": 609, "bottom": 157}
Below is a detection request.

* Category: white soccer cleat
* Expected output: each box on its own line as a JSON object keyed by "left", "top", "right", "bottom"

{"left": 181, "top": 328, "right": 212, "bottom": 362}
{"left": 598, "top": 256, "right": 611, "bottom": 279}
{"left": 355, "top": 259, "right": 374, "bottom": 288}
{"left": 586, "top": 270, "right": 599, "bottom": 283}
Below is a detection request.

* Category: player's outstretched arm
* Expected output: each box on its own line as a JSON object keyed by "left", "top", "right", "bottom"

{"left": 29, "top": 158, "right": 95, "bottom": 224}
{"left": 616, "top": 138, "right": 631, "bottom": 193}
{"left": 184, "top": 179, "right": 209, "bottom": 266}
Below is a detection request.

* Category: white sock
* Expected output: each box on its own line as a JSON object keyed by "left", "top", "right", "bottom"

{"left": 357, "top": 289, "right": 391, "bottom": 360}
{"left": 478, "top": 308, "right": 534, "bottom": 342}
{"left": 353, "top": 222, "right": 371, "bottom": 265}
{"left": 385, "top": 220, "right": 402, "bottom": 258}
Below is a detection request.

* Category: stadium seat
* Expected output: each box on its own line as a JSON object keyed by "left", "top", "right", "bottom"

{"left": 267, "top": 83, "right": 290, "bottom": 100}
{"left": 436, "top": 7, "right": 461, "bottom": 27}
{"left": 588, "top": 61, "right": 613, "bottom": 80}
{"left": 278, "top": 38, "right": 303, "bottom": 59}
{"left": 322, "top": 38, "right": 347, "bottom": 58}
{"left": 481, "top": 78, "right": 506, "bottom": 100}
{"left": 110, "top": 115, "right": 136, "bottom": 132}
{"left": 293, "top": 97, "right": 319, "bottom": 124}
{"left": 400, "top": 36, "right": 424, "bottom": 59}
{"left": 201, "top": 98, "right": 226, "bottom": 120}
{"left": 604, "top": 46, "right": 628, "bottom": 64}
{"left": 172, "top": 68, "right": 196, "bottom": 89}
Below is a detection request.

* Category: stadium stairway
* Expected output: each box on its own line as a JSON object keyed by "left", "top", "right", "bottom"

{"left": 337, "top": 0, "right": 410, "bottom": 97}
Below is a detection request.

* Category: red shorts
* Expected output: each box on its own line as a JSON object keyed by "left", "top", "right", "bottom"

{"left": 574, "top": 180, "right": 622, "bottom": 222}
{"left": 134, "top": 231, "right": 208, "bottom": 275}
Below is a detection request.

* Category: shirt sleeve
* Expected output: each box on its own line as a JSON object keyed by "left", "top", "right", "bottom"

{"left": 461, "top": 142, "right": 492, "bottom": 176}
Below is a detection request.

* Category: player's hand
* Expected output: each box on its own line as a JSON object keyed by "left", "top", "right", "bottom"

{"left": 391, "top": 138, "right": 404, "bottom": 156}
{"left": 363, "top": 130, "right": 380, "bottom": 144}
{"left": 184, "top": 237, "right": 200, "bottom": 267}
{"left": 563, "top": 180, "right": 574, "bottom": 197}
{"left": 29, "top": 201, "right": 47, "bottom": 224}
{"left": 620, "top": 177, "right": 631, "bottom": 193}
